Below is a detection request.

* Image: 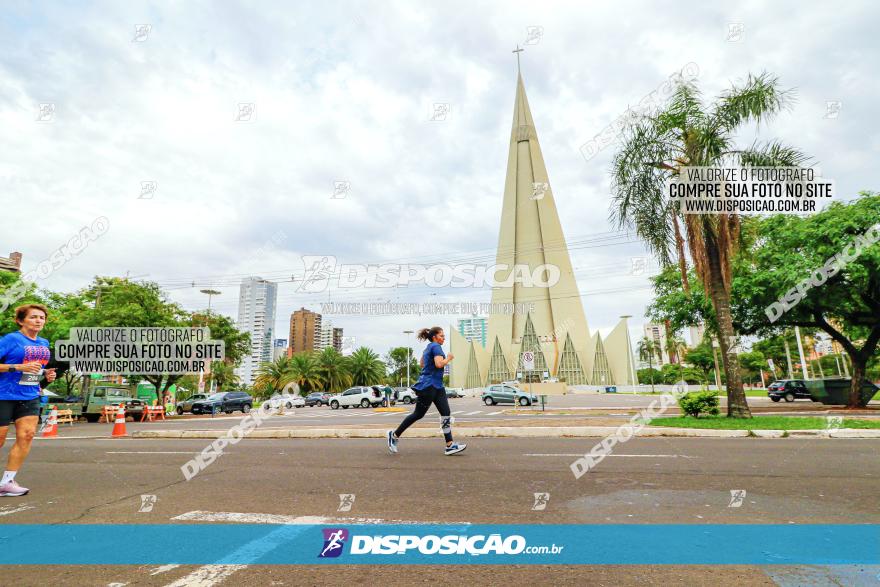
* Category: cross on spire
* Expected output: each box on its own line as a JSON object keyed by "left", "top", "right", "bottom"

{"left": 512, "top": 44, "right": 524, "bottom": 73}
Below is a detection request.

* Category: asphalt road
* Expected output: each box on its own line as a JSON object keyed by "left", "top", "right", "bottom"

{"left": 1, "top": 436, "right": 878, "bottom": 585}
{"left": 31, "top": 393, "right": 877, "bottom": 438}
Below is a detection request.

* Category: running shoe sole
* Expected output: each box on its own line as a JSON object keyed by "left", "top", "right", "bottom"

{"left": 444, "top": 444, "right": 467, "bottom": 455}
{"left": 0, "top": 488, "right": 29, "bottom": 497}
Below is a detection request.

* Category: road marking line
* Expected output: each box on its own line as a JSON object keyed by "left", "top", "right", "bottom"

{"left": 150, "top": 564, "right": 181, "bottom": 575}
{"left": 0, "top": 504, "right": 36, "bottom": 516}
{"left": 106, "top": 451, "right": 194, "bottom": 454}
{"left": 523, "top": 453, "right": 685, "bottom": 458}
{"left": 172, "top": 510, "right": 471, "bottom": 526}
{"left": 488, "top": 411, "right": 504, "bottom": 415}
{"left": 451, "top": 411, "right": 465, "bottom": 415}
{"left": 463, "top": 411, "right": 483, "bottom": 416}
{"left": 163, "top": 564, "right": 245, "bottom": 587}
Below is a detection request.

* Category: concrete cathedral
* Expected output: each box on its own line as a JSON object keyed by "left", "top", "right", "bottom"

{"left": 450, "top": 69, "right": 638, "bottom": 389}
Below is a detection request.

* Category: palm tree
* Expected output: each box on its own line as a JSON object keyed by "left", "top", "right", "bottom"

{"left": 316, "top": 347, "right": 352, "bottom": 393}
{"left": 288, "top": 352, "right": 324, "bottom": 393}
{"left": 210, "top": 361, "right": 240, "bottom": 392}
{"left": 611, "top": 72, "right": 808, "bottom": 418}
{"left": 347, "top": 347, "right": 386, "bottom": 386}
{"left": 253, "top": 355, "right": 296, "bottom": 394}
{"left": 666, "top": 334, "right": 688, "bottom": 385}
{"left": 637, "top": 336, "right": 660, "bottom": 393}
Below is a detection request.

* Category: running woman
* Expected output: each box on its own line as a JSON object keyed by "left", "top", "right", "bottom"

{"left": 387, "top": 327, "right": 466, "bottom": 455}
{"left": 0, "top": 304, "right": 56, "bottom": 496}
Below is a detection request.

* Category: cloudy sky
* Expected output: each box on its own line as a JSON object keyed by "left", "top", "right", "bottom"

{"left": 2, "top": 1, "right": 877, "bottom": 356}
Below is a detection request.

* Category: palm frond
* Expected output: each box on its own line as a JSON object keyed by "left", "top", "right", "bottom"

{"left": 610, "top": 120, "right": 681, "bottom": 264}
{"left": 710, "top": 72, "right": 794, "bottom": 132}
{"left": 735, "top": 140, "right": 812, "bottom": 167}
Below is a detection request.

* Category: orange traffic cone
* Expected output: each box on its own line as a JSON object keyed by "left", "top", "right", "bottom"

{"left": 42, "top": 406, "right": 58, "bottom": 438}
{"left": 111, "top": 404, "right": 127, "bottom": 437}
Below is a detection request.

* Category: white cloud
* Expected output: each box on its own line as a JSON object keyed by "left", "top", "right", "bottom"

{"left": 1, "top": 0, "right": 876, "bottom": 356}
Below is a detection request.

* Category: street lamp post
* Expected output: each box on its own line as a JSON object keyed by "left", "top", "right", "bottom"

{"left": 403, "top": 330, "right": 414, "bottom": 387}
{"left": 199, "top": 289, "right": 221, "bottom": 393}
{"left": 200, "top": 289, "right": 221, "bottom": 318}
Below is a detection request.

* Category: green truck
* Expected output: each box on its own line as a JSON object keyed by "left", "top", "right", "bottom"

{"left": 49, "top": 376, "right": 177, "bottom": 422}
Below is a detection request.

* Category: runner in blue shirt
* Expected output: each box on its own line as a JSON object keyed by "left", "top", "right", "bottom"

{"left": 388, "top": 326, "right": 465, "bottom": 455}
{"left": 0, "top": 304, "right": 57, "bottom": 496}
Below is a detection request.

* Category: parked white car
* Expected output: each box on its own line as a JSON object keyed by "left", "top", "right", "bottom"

{"left": 262, "top": 393, "right": 305, "bottom": 411}
{"left": 330, "top": 386, "right": 384, "bottom": 409}
{"left": 393, "top": 387, "right": 418, "bottom": 404}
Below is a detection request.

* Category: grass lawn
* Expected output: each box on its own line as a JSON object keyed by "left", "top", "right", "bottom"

{"left": 647, "top": 415, "right": 880, "bottom": 430}
{"left": 634, "top": 389, "right": 768, "bottom": 397}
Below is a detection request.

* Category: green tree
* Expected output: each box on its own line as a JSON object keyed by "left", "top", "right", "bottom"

{"left": 611, "top": 72, "right": 808, "bottom": 417}
{"left": 254, "top": 355, "right": 296, "bottom": 395}
{"left": 684, "top": 341, "right": 716, "bottom": 384}
{"left": 347, "top": 347, "right": 386, "bottom": 386}
{"left": 637, "top": 367, "right": 662, "bottom": 386}
{"left": 191, "top": 311, "right": 251, "bottom": 367}
{"left": 738, "top": 350, "right": 766, "bottom": 387}
{"left": 0, "top": 272, "right": 43, "bottom": 331}
{"left": 636, "top": 336, "right": 661, "bottom": 392}
{"left": 316, "top": 347, "right": 351, "bottom": 393}
{"left": 732, "top": 193, "right": 880, "bottom": 406}
{"left": 288, "top": 351, "right": 324, "bottom": 393}
{"left": 384, "top": 346, "right": 419, "bottom": 386}
{"left": 76, "top": 277, "right": 189, "bottom": 399}
{"left": 209, "top": 361, "right": 240, "bottom": 392}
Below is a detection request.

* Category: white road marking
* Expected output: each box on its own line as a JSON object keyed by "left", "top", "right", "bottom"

{"left": 463, "top": 411, "right": 483, "bottom": 416}
{"left": 165, "top": 512, "right": 470, "bottom": 587}
{"left": 163, "top": 565, "right": 245, "bottom": 587}
{"left": 488, "top": 411, "right": 504, "bottom": 415}
{"left": 524, "top": 453, "right": 686, "bottom": 458}
{"left": 150, "top": 564, "right": 181, "bottom": 575}
{"left": 172, "top": 510, "right": 471, "bottom": 525}
{"left": 0, "top": 504, "right": 36, "bottom": 516}
{"left": 451, "top": 411, "right": 465, "bottom": 415}
{"left": 106, "top": 451, "right": 194, "bottom": 454}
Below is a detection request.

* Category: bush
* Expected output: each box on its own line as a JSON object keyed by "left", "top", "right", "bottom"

{"left": 677, "top": 391, "right": 720, "bottom": 418}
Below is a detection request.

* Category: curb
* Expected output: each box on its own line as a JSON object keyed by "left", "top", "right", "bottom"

{"left": 130, "top": 426, "right": 880, "bottom": 439}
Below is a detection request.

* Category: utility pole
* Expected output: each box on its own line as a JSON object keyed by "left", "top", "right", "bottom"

{"left": 403, "top": 330, "right": 414, "bottom": 387}
{"left": 783, "top": 336, "right": 795, "bottom": 379}
{"left": 711, "top": 337, "right": 722, "bottom": 390}
{"left": 794, "top": 326, "right": 809, "bottom": 380}
{"left": 199, "top": 290, "right": 222, "bottom": 394}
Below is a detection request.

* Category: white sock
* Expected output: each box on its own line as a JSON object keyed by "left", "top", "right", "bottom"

{"left": 1, "top": 471, "right": 16, "bottom": 485}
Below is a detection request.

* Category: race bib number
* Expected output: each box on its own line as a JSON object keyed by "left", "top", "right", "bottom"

{"left": 19, "top": 370, "right": 42, "bottom": 386}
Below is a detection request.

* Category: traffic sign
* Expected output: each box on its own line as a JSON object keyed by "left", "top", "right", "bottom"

{"left": 522, "top": 351, "right": 535, "bottom": 371}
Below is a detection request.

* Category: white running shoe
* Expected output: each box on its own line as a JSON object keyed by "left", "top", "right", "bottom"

{"left": 387, "top": 430, "right": 399, "bottom": 454}
{"left": 444, "top": 442, "right": 467, "bottom": 455}
{"left": 0, "top": 480, "right": 29, "bottom": 497}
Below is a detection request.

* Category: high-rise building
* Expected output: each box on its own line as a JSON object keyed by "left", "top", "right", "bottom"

{"left": 457, "top": 316, "right": 488, "bottom": 348}
{"left": 688, "top": 323, "right": 706, "bottom": 348}
{"left": 0, "top": 251, "right": 22, "bottom": 273}
{"left": 643, "top": 323, "right": 671, "bottom": 367}
{"left": 273, "top": 338, "right": 288, "bottom": 360}
{"left": 317, "top": 320, "right": 344, "bottom": 352}
{"left": 450, "top": 64, "right": 637, "bottom": 388}
{"left": 289, "top": 308, "right": 322, "bottom": 354}
{"left": 235, "top": 277, "right": 277, "bottom": 386}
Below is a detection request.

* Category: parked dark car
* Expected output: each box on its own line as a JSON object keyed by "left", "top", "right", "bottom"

{"left": 445, "top": 387, "right": 463, "bottom": 398}
{"left": 191, "top": 391, "right": 253, "bottom": 414}
{"left": 767, "top": 379, "right": 812, "bottom": 402}
{"left": 305, "top": 392, "right": 330, "bottom": 407}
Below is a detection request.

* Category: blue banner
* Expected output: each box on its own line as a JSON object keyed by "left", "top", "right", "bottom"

{"left": 0, "top": 524, "right": 876, "bottom": 565}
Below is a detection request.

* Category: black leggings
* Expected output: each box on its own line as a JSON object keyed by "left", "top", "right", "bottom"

{"left": 394, "top": 386, "right": 453, "bottom": 442}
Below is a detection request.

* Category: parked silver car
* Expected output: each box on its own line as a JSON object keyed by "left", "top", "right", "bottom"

{"left": 481, "top": 384, "right": 537, "bottom": 406}
{"left": 176, "top": 393, "right": 208, "bottom": 415}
